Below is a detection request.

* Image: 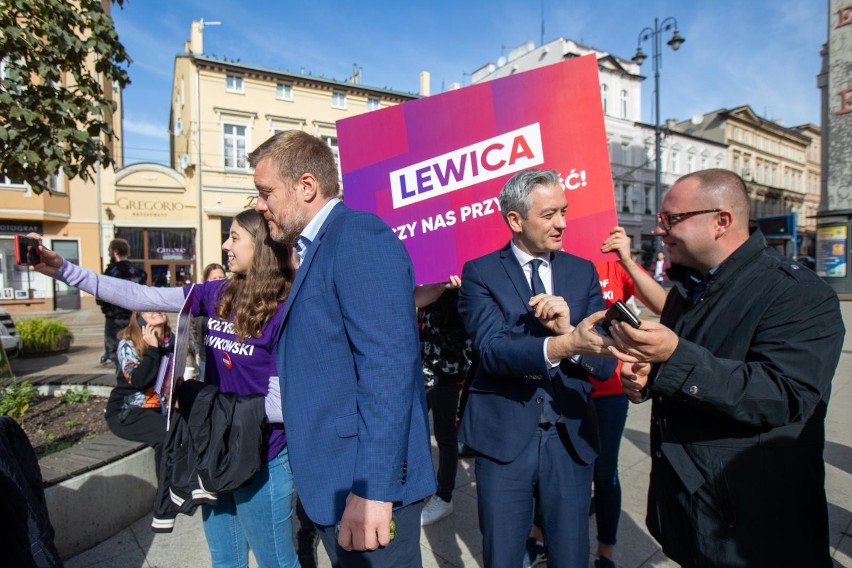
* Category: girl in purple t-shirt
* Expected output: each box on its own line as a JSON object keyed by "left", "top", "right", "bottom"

{"left": 32, "top": 209, "right": 299, "bottom": 567}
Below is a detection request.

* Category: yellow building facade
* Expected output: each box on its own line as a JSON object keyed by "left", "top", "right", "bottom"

{"left": 675, "top": 106, "right": 820, "bottom": 255}
{"left": 0, "top": 19, "right": 417, "bottom": 312}
{"left": 168, "top": 24, "right": 418, "bottom": 273}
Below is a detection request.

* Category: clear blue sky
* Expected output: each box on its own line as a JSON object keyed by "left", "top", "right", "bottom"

{"left": 112, "top": 0, "right": 828, "bottom": 165}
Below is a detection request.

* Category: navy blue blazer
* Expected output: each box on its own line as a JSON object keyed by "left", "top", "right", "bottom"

{"left": 275, "top": 203, "right": 435, "bottom": 526}
{"left": 458, "top": 242, "right": 616, "bottom": 464}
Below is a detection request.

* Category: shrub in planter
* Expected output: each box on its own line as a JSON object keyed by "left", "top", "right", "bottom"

{"left": 0, "top": 380, "right": 37, "bottom": 422}
{"left": 18, "top": 318, "right": 75, "bottom": 354}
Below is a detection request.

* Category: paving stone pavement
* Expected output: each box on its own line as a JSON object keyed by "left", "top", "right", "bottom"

{"left": 14, "top": 304, "right": 852, "bottom": 567}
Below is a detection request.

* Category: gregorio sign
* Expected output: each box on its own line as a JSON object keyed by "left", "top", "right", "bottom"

{"left": 116, "top": 197, "right": 185, "bottom": 217}
{"left": 153, "top": 246, "right": 189, "bottom": 261}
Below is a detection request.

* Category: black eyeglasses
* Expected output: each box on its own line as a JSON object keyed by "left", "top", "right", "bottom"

{"left": 657, "top": 209, "right": 722, "bottom": 231}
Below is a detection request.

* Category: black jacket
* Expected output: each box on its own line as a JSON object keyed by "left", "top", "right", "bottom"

{"left": 645, "top": 230, "right": 844, "bottom": 567}
{"left": 0, "top": 417, "right": 62, "bottom": 568}
{"left": 105, "top": 340, "right": 171, "bottom": 419}
{"left": 98, "top": 260, "right": 147, "bottom": 319}
{"left": 151, "top": 382, "right": 266, "bottom": 532}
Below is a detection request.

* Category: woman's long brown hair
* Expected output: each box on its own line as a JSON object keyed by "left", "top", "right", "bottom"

{"left": 117, "top": 312, "right": 173, "bottom": 357}
{"left": 216, "top": 209, "right": 294, "bottom": 342}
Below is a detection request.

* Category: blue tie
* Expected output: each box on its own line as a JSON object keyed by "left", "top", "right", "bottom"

{"left": 529, "top": 259, "right": 545, "bottom": 296}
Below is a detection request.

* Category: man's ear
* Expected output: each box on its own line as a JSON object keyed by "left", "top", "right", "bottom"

{"left": 299, "top": 173, "right": 320, "bottom": 203}
{"left": 506, "top": 211, "right": 524, "bottom": 233}
{"left": 715, "top": 210, "right": 733, "bottom": 238}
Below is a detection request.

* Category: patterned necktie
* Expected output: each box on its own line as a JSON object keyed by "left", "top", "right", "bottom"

{"left": 529, "top": 259, "right": 545, "bottom": 296}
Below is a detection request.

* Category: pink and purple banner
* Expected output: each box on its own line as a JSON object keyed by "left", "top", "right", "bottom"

{"left": 337, "top": 54, "right": 616, "bottom": 284}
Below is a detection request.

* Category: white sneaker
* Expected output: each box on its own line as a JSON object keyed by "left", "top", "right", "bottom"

{"left": 420, "top": 496, "right": 453, "bottom": 526}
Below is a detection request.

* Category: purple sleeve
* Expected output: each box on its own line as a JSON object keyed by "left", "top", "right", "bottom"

{"left": 185, "top": 279, "right": 228, "bottom": 318}
{"left": 55, "top": 260, "right": 186, "bottom": 312}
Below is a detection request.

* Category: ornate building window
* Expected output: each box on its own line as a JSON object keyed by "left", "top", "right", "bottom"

{"left": 223, "top": 124, "right": 247, "bottom": 169}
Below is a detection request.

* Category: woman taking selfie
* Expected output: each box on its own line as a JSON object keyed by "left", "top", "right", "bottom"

{"left": 31, "top": 209, "right": 298, "bottom": 568}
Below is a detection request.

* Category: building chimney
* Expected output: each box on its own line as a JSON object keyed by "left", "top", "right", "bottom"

{"left": 419, "top": 71, "right": 430, "bottom": 97}
{"left": 190, "top": 21, "right": 203, "bottom": 55}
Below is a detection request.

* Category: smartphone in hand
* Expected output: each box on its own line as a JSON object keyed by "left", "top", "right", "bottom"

{"left": 14, "top": 234, "right": 41, "bottom": 266}
{"left": 602, "top": 299, "right": 641, "bottom": 332}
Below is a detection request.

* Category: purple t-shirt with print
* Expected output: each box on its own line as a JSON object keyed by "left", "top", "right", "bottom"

{"left": 184, "top": 279, "right": 285, "bottom": 461}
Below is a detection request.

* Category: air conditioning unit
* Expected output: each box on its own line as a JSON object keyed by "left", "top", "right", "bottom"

{"left": 179, "top": 154, "right": 190, "bottom": 170}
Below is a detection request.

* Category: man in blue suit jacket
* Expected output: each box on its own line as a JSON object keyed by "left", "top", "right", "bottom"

{"left": 459, "top": 168, "right": 617, "bottom": 568}
{"left": 250, "top": 131, "right": 435, "bottom": 567}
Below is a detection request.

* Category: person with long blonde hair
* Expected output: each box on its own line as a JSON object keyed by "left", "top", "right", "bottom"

{"left": 32, "top": 209, "right": 300, "bottom": 568}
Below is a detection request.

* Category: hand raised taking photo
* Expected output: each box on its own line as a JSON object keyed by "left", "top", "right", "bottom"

{"left": 26, "top": 232, "right": 62, "bottom": 277}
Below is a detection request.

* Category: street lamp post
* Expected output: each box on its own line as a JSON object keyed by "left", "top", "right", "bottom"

{"left": 632, "top": 17, "right": 685, "bottom": 251}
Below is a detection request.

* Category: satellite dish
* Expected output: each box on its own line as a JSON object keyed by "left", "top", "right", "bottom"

{"left": 691, "top": 114, "right": 703, "bottom": 125}
{"left": 497, "top": 56, "right": 508, "bottom": 68}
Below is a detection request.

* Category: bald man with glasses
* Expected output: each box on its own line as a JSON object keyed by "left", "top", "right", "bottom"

{"left": 657, "top": 208, "right": 722, "bottom": 231}
{"left": 610, "top": 168, "right": 844, "bottom": 567}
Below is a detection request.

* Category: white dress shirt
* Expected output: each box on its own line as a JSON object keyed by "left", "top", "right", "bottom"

{"left": 509, "top": 242, "right": 566, "bottom": 367}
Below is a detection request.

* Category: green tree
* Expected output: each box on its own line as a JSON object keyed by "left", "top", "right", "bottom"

{"left": 0, "top": 0, "right": 130, "bottom": 193}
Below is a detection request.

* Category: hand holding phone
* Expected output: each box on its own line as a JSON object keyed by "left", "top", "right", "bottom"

{"left": 14, "top": 234, "right": 41, "bottom": 266}
{"left": 602, "top": 299, "right": 641, "bottom": 333}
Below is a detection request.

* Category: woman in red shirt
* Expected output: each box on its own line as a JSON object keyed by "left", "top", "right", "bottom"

{"left": 591, "top": 228, "right": 667, "bottom": 568}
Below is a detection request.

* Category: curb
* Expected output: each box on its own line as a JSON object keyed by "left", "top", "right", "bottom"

{"left": 36, "top": 384, "right": 113, "bottom": 398}
{"left": 45, "top": 444, "right": 156, "bottom": 559}
{"left": 21, "top": 373, "right": 158, "bottom": 559}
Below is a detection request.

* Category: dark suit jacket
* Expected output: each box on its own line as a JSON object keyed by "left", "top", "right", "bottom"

{"left": 458, "top": 242, "right": 616, "bottom": 464}
{"left": 644, "top": 230, "right": 844, "bottom": 567}
{"left": 275, "top": 203, "right": 435, "bottom": 526}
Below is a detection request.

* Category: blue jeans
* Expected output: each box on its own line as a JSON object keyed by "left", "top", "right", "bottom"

{"left": 202, "top": 447, "right": 298, "bottom": 568}
{"left": 592, "top": 394, "right": 628, "bottom": 546}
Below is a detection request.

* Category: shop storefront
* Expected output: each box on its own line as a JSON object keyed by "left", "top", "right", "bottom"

{"left": 0, "top": 220, "right": 87, "bottom": 311}
{"left": 108, "top": 163, "right": 197, "bottom": 289}
{"left": 0, "top": 220, "right": 48, "bottom": 302}
{"left": 114, "top": 226, "right": 197, "bottom": 287}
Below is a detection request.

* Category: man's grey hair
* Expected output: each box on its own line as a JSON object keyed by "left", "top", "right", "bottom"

{"left": 499, "top": 169, "right": 561, "bottom": 224}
